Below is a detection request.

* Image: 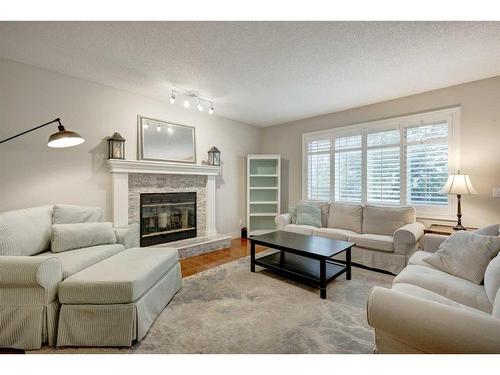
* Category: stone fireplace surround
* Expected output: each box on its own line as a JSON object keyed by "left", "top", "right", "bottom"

{"left": 129, "top": 175, "right": 206, "bottom": 238}
{"left": 107, "top": 160, "right": 229, "bottom": 257}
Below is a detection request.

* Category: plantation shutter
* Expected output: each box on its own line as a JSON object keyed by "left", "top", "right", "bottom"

{"left": 306, "top": 137, "right": 331, "bottom": 200}
{"left": 334, "top": 133, "right": 362, "bottom": 202}
{"left": 406, "top": 122, "right": 449, "bottom": 205}
{"left": 367, "top": 129, "right": 401, "bottom": 204}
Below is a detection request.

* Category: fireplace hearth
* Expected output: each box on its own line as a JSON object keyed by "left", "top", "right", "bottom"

{"left": 140, "top": 192, "right": 197, "bottom": 246}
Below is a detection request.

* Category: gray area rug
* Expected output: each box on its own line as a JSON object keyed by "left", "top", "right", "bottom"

{"left": 34, "top": 254, "right": 393, "bottom": 354}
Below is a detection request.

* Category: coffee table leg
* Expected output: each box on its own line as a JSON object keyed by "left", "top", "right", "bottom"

{"left": 320, "top": 259, "right": 326, "bottom": 299}
{"left": 250, "top": 241, "right": 255, "bottom": 272}
{"left": 346, "top": 247, "right": 352, "bottom": 280}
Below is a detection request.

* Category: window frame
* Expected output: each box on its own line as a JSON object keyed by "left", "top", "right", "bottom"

{"left": 302, "top": 107, "right": 461, "bottom": 220}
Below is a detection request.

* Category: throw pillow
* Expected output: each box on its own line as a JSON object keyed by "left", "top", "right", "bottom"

{"left": 424, "top": 232, "right": 500, "bottom": 284}
{"left": 298, "top": 200, "right": 330, "bottom": 227}
{"left": 296, "top": 204, "right": 322, "bottom": 228}
{"left": 484, "top": 255, "right": 500, "bottom": 305}
{"left": 51, "top": 222, "right": 117, "bottom": 253}
{"left": 289, "top": 206, "right": 298, "bottom": 224}
{"left": 52, "top": 204, "right": 103, "bottom": 224}
{"left": 474, "top": 224, "right": 499, "bottom": 237}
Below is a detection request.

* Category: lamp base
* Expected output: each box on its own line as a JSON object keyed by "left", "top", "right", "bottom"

{"left": 453, "top": 224, "right": 467, "bottom": 231}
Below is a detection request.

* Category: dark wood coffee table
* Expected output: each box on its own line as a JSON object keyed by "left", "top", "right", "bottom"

{"left": 249, "top": 230, "right": 354, "bottom": 299}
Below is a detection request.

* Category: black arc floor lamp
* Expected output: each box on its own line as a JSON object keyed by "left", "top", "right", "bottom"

{"left": 0, "top": 118, "right": 85, "bottom": 148}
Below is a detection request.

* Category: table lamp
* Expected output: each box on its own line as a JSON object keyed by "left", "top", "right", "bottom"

{"left": 440, "top": 171, "right": 477, "bottom": 230}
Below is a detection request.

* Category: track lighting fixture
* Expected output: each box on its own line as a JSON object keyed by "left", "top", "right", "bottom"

{"left": 169, "top": 89, "right": 214, "bottom": 115}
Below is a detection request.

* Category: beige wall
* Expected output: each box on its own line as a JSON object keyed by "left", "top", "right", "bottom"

{"left": 0, "top": 58, "right": 263, "bottom": 235}
{"left": 262, "top": 76, "right": 500, "bottom": 228}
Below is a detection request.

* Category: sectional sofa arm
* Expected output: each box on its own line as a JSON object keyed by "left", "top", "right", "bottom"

{"left": 0, "top": 256, "right": 62, "bottom": 303}
{"left": 422, "top": 233, "right": 448, "bottom": 253}
{"left": 393, "top": 222, "right": 425, "bottom": 255}
{"left": 114, "top": 223, "right": 140, "bottom": 249}
{"left": 275, "top": 213, "right": 291, "bottom": 230}
{"left": 367, "top": 286, "right": 500, "bottom": 353}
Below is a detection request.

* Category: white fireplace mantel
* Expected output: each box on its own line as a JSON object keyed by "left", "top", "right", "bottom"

{"left": 107, "top": 159, "right": 221, "bottom": 235}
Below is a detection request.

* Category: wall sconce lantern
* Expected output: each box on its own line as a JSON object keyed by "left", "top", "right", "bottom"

{"left": 208, "top": 146, "right": 221, "bottom": 166}
{"left": 107, "top": 132, "right": 126, "bottom": 159}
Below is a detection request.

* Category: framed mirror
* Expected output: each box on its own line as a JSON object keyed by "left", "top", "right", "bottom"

{"left": 138, "top": 116, "right": 196, "bottom": 163}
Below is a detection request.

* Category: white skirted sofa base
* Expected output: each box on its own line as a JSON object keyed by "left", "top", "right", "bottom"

{"left": 275, "top": 201, "right": 425, "bottom": 274}
{"left": 57, "top": 247, "right": 182, "bottom": 347}
{"left": 367, "top": 233, "right": 500, "bottom": 353}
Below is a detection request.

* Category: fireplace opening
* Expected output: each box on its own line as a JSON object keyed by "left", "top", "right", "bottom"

{"left": 140, "top": 192, "right": 197, "bottom": 246}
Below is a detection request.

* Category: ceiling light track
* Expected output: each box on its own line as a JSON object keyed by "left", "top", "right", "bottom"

{"left": 169, "top": 89, "right": 214, "bottom": 115}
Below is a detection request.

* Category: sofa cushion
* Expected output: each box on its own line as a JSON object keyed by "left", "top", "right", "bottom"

{"left": 0, "top": 205, "right": 53, "bottom": 256}
{"left": 51, "top": 222, "right": 117, "bottom": 253}
{"left": 494, "top": 288, "right": 500, "bottom": 319}
{"left": 298, "top": 200, "right": 330, "bottom": 227}
{"left": 284, "top": 224, "right": 317, "bottom": 235}
{"left": 313, "top": 227, "right": 357, "bottom": 241}
{"left": 423, "top": 232, "right": 500, "bottom": 284}
{"left": 484, "top": 255, "right": 500, "bottom": 305}
{"left": 408, "top": 251, "right": 438, "bottom": 269}
{"left": 392, "top": 283, "right": 488, "bottom": 315}
{"left": 58, "top": 247, "right": 179, "bottom": 304}
{"left": 289, "top": 206, "right": 297, "bottom": 224}
{"left": 393, "top": 264, "right": 492, "bottom": 313}
{"left": 52, "top": 204, "right": 103, "bottom": 224}
{"left": 296, "top": 204, "right": 322, "bottom": 228}
{"left": 474, "top": 224, "right": 499, "bottom": 236}
{"left": 348, "top": 233, "right": 394, "bottom": 253}
{"left": 36, "top": 244, "right": 125, "bottom": 279}
{"left": 362, "top": 205, "right": 415, "bottom": 236}
{"left": 327, "top": 203, "right": 363, "bottom": 233}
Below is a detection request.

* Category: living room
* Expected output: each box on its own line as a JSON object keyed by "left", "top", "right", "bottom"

{"left": 1, "top": 1, "right": 500, "bottom": 373}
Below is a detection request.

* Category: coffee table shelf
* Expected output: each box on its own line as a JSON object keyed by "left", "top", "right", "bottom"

{"left": 255, "top": 251, "right": 346, "bottom": 285}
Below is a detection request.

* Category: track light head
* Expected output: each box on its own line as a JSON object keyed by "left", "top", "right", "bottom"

{"left": 169, "top": 89, "right": 213, "bottom": 115}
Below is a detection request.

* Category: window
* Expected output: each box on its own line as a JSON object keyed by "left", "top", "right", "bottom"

{"left": 305, "top": 137, "right": 331, "bottom": 201}
{"left": 367, "top": 129, "right": 400, "bottom": 204}
{"left": 334, "top": 134, "right": 362, "bottom": 202}
{"left": 303, "top": 108, "right": 459, "bottom": 218}
{"left": 406, "top": 122, "right": 449, "bottom": 206}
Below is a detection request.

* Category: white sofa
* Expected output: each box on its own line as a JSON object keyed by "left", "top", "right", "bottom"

{"left": 367, "top": 233, "right": 500, "bottom": 353}
{"left": 0, "top": 204, "right": 182, "bottom": 350}
{"left": 275, "top": 201, "right": 425, "bottom": 274}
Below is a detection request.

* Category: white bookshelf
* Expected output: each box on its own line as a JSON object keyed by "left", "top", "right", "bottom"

{"left": 247, "top": 154, "right": 281, "bottom": 236}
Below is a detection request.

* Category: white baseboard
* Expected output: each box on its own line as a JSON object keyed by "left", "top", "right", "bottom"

{"left": 226, "top": 231, "right": 241, "bottom": 239}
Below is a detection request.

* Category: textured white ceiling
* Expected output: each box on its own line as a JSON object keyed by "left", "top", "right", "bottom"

{"left": 1, "top": 21, "right": 500, "bottom": 127}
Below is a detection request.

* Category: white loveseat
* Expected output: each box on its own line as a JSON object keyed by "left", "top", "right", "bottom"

{"left": 0, "top": 204, "right": 182, "bottom": 350}
{"left": 367, "top": 233, "right": 500, "bottom": 353}
{"left": 275, "top": 201, "right": 425, "bottom": 274}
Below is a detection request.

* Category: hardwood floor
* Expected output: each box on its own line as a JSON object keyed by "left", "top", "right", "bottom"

{"left": 180, "top": 237, "right": 266, "bottom": 277}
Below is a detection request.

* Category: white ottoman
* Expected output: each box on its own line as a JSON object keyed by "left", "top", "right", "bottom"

{"left": 57, "top": 247, "right": 182, "bottom": 347}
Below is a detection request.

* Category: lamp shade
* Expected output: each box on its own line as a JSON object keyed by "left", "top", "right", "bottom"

{"left": 47, "top": 125, "right": 85, "bottom": 148}
{"left": 440, "top": 173, "right": 477, "bottom": 195}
